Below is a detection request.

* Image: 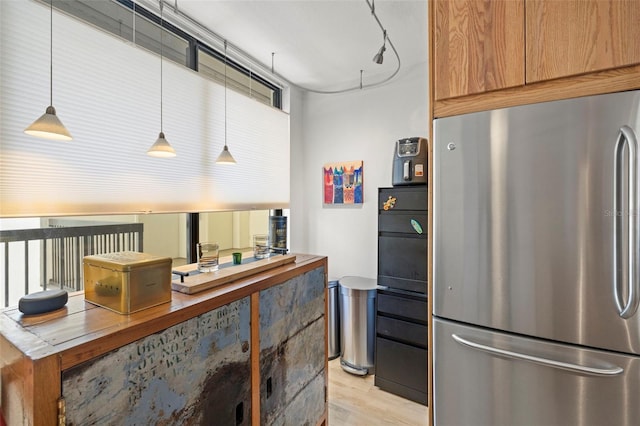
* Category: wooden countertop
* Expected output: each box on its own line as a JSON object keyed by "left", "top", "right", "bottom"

{"left": 0, "top": 253, "right": 326, "bottom": 372}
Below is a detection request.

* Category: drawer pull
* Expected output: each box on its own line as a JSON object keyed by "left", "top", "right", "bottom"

{"left": 452, "top": 334, "right": 624, "bottom": 376}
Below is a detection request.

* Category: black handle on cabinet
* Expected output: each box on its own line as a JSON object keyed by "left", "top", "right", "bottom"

{"left": 235, "top": 401, "right": 244, "bottom": 425}
{"left": 266, "top": 376, "right": 273, "bottom": 398}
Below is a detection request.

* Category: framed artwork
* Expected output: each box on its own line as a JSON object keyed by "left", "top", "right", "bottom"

{"left": 323, "top": 160, "right": 363, "bottom": 204}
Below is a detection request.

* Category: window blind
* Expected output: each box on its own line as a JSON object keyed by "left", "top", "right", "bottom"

{"left": 0, "top": 0, "right": 290, "bottom": 217}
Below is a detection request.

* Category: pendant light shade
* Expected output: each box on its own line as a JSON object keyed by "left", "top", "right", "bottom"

{"left": 147, "top": 131, "right": 176, "bottom": 157}
{"left": 216, "top": 145, "right": 236, "bottom": 164}
{"left": 147, "top": 1, "right": 176, "bottom": 157}
{"left": 24, "top": 0, "right": 73, "bottom": 141}
{"left": 24, "top": 106, "right": 72, "bottom": 141}
{"left": 216, "top": 40, "right": 237, "bottom": 165}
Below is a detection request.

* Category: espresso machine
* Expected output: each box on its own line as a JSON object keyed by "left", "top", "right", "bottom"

{"left": 392, "top": 137, "right": 428, "bottom": 186}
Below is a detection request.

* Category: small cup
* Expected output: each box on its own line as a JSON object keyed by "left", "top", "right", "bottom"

{"left": 232, "top": 252, "right": 242, "bottom": 265}
{"left": 253, "top": 234, "right": 270, "bottom": 259}
{"left": 197, "top": 242, "right": 219, "bottom": 272}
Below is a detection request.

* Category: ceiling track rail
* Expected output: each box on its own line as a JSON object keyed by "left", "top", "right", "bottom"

{"left": 142, "top": 0, "right": 401, "bottom": 95}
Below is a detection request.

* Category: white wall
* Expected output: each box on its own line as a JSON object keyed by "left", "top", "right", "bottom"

{"left": 200, "top": 212, "right": 233, "bottom": 249}
{"left": 289, "top": 87, "right": 308, "bottom": 252}
{"left": 248, "top": 211, "right": 270, "bottom": 246}
{"left": 199, "top": 211, "right": 269, "bottom": 250}
{"left": 139, "top": 214, "right": 183, "bottom": 259}
{"left": 290, "top": 62, "right": 429, "bottom": 280}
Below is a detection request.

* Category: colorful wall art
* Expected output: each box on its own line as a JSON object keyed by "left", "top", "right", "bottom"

{"left": 323, "top": 161, "right": 363, "bottom": 204}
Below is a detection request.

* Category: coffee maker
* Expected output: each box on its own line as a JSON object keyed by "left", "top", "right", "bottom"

{"left": 392, "top": 137, "right": 428, "bottom": 186}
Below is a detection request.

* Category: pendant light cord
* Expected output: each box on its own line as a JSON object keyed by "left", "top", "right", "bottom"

{"left": 224, "top": 40, "right": 228, "bottom": 148}
{"left": 160, "top": 0, "right": 164, "bottom": 132}
{"left": 49, "top": 0, "right": 53, "bottom": 106}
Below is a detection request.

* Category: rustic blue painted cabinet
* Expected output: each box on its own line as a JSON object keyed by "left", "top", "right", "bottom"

{"left": 0, "top": 254, "right": 328, "bottom": 426}
{"left": 259, "top": 267, "right": 326, "bottom": 425}
{"left": 62, "top": 297, "right": 252, "bottom": 425}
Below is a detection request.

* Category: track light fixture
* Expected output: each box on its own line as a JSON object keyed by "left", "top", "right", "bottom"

{"left": 296, "top": 0, "right": 400, "bottom": 94}
{"left": 371, "top": 0, "right": 387, "bottom": 65}
{"left": 147, "top": 0, "right": 177, "bottom": 158}
{"left": 373, "top": 29, "right": 387, "bottom": 64}
{"left": 24, "top": 0, "right": 73, "bottom": 141}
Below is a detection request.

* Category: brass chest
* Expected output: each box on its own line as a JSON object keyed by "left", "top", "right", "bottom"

{"left": 83, "top": 251, "right": 172, "bottom": 314}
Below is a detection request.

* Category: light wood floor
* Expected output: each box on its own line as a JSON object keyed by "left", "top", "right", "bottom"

{"left": 327, "top": 358, "right": 429, "bottom": 426}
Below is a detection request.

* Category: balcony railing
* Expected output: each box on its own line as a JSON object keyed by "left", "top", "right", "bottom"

{"left": 1, "top": 221, "right": 143, "bottom": 307}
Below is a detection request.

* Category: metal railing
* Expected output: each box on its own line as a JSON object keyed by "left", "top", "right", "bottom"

{"left": 1, "top": 221, "right": 143, "bottom": 307}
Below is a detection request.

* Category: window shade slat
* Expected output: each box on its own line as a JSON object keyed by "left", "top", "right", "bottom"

{"left": 0, "top": 0, "right": 290, "bottom": 217}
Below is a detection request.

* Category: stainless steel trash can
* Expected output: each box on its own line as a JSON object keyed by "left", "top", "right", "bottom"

{"left": 328, "top": 280, "right": 340, "bottom": 360}
{"left": 338, "top": 276, "right": 377, "bottom": 375}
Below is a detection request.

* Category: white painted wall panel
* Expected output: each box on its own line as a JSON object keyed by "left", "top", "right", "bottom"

{"left": 292, "top": 60, "right": 429, "bottom": 280}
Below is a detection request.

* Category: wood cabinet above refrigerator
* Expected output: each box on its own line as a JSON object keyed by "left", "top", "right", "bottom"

{"left": 432, "top": 0, "right": 640, "bottom": 117}
{"left": 434, "top": 0, "right": 524, "bottom": 100}
{"left": 526, "top": 0, "right": 640, "bottom": 83}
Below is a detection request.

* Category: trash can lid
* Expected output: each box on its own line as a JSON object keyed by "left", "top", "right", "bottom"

{"left": 328, "top": 279, "right": 339, "bottom": 288}
{"left": 338, "top": 276, "right": 377, "bottom": 290}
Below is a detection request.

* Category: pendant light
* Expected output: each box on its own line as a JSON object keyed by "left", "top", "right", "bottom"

{"left": 24, "top": 0, "right": 72, "bottom": 141}
{"left": 147, "top": 0, "right": 176, "bottom": 158}
{"left": 216, "top": 41, "right": 237, "bottom": 165}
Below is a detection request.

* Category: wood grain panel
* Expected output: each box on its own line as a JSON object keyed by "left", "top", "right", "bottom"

{"left": 0, "top": 344, "right": 59, "bottom": 426}
{"left": 172, "top": 254, "right": 297, "bottom": 294}
{"left": 0, "top": 334, "right": 31, "bottom": 425}
{"left": 434, "top": 64, "right": 640, "bottom": 118}
{"left": 427, "top": 0, "right": 435, "bottom": 423}
{"left": 435, "top": 0, "right": 524, "bottom": 100}
{"left": 327, "top": 358, "right": 428, "bottom": 425}
{"left": 3, "top": 291, "right": 92, "bottom": 326}
{"left": 527, "top": 0, "right": 640, "bottom": 82}
{"left": 32, "top": 355, "right": 61, "bottom": 425}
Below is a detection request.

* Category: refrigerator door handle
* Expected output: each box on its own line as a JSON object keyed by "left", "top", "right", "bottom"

{"left": 452, "top": 334, "right": 625, "bottom": 376}
{"left": 613, "top": 125, "right": 640, "bottom": 319}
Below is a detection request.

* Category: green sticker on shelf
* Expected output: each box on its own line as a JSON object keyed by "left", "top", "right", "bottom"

{"left": 410, "top": 219, "right": 423, "bottom": 234}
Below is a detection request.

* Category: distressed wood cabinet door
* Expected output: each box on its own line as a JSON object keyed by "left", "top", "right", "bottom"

{"left": 61, "top": 298, "right": 252, "bottom": 425}
{"left": 526, "top": 0, "right": 640, "bottom": 83}
{"left": 259, "top": 266, "right": 326, "bottom": 425}
{"left": 434, "top": 0, "right": 525, "bottom": 100}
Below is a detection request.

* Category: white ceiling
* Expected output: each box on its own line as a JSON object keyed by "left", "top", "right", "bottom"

{"left": 172, "top": 0, "right": 428, "bottom": 92}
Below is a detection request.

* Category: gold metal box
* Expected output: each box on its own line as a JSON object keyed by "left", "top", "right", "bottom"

{"left": 83, "top": 251, "right": 172, "bottom": 314}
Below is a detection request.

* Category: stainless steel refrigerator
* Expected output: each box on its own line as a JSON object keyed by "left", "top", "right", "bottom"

{"left": 433, "top": 90, "right": 640, "bottom": 426}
